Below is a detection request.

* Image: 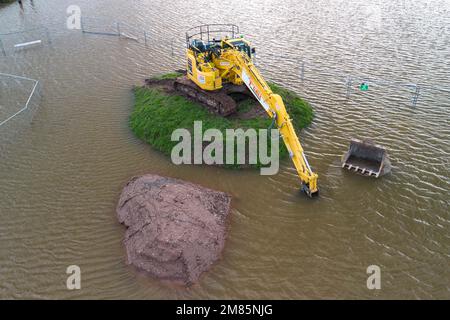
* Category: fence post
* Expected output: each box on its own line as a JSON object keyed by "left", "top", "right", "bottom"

{"left": 45, "top": 27, "right": 52, "bottom": 45}
{"left": 81, "top": 16, "right": 84, "bottom": 33}
{"left": 0, "top": 37, "right": 6, "bottom": 56}
{"left": 346, "top": 76, "right": 352, "bottom": 98}
{"left": 300, "top": 60, "right": 305, "bottom": 82}
{"left": 412, "top": 85, "right": 420, "bottom": 106}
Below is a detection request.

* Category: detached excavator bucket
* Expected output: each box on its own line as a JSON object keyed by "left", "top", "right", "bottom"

{"left": 341, "top": 139, "right": 390, "bottom": 178}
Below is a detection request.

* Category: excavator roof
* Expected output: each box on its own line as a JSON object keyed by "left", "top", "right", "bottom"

{"left": 186, "top": 24, "right": 241, "bottom": 47}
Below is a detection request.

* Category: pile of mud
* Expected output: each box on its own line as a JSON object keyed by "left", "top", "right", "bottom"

{"left": 117, "top": 174, "right": 232, "bottom": 285}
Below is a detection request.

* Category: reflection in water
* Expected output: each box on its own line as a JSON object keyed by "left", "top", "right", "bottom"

{"left": 0, "top": 0, "right": 449, "bottom": 299}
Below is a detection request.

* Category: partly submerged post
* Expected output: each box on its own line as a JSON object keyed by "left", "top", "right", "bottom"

{"left": 144, "top": 31, "right": 147, "bottom": 47}
{"left": 346, "top": 76, "right": 353, "bottom": 98}
{"left": 300, "top": 60, "right": 305, "bottom": 82}
{"left": 412, "top": 84, "right": 420, "bottom": 107}
{"left": 0, "top": 37, "right": 6, "bottom": 56}
{"left": 80, "top": 16, "right": 85, "bottom": 33}
{"left": 117, "top": 22, "right": 121, "bottom": 36}
{"left": 45, "top": 27, "right": 52, "bottom": 45}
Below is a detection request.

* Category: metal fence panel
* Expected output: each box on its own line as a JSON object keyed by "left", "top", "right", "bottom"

{"left": 0, "top": 27, "right": 51, "bottom": 56}
{"left": 0, "top": 73, "right": 41, "bottom": 148}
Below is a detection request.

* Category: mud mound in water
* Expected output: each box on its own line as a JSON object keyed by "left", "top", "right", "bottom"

{"left": 117, "top": 174, "right": 232, "bottom": 285}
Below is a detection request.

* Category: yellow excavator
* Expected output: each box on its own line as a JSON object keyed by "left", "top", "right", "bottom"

{"left": 175, "top": 24, "right": 319, "bottom": 197}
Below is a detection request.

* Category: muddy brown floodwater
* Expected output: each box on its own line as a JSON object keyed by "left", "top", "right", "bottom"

{"left": 0, "top": 0, "right": 449, "bottom": 299}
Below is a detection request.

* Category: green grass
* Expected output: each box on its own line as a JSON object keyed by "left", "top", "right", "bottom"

{"left": 130, "top": 75, "right": 314, "bottom": 168}
{"left": 269, "top": 82, "right": 314, "bottom": 129}
{"left": 236, "top": 98, "right": 255, "bottom": 114}
{"left": 151, "top": 72, "right": 183, "bottom": 80}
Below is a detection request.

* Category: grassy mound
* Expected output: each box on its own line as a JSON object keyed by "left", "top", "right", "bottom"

{"left": 130, "top": 74, "right": 313, "bottom": 168}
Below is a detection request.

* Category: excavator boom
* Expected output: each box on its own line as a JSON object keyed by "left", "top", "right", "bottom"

{"left": 182, "top": 24, "right": 319, "bottom": 197}
{"left": 224, "top": 49, "right": 318, "bottom": 196}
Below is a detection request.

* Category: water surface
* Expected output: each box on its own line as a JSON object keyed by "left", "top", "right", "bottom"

{"left": 0, "top": 0, "right": 449, "bottom": 299}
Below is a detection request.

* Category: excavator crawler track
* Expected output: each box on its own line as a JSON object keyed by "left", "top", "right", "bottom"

{"left": 174, "top": 77, "right": 237, "bottom": 116}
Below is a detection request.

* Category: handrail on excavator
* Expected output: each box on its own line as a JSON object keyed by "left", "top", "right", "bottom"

{"left": 186, "top": 24, "right": 240, "bottom": 46}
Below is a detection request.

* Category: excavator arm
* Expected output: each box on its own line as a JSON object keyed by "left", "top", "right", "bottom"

{"left": 219, "top": 48, "right": 319, "bottom": 197}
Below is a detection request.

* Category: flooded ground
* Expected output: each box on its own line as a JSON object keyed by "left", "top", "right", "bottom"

{"left": 0, "top": 0, "right": 449, "bottom": 299}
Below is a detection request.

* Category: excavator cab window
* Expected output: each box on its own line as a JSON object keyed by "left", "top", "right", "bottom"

{"left": 191, "top": 39, "right": 208, "bottom": 52}
{"left": 243, "top": 44, "right": 252, "bottom": 58}
{"left": 229, "top": 40, "right": 252, "bottom": 58}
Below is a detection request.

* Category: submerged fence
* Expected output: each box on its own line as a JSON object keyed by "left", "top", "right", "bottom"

{"left": 252, "top": 52, "right": 450, "bottom": 108}
{"left": 0, "top": 73, "right": 41, "bottom": 144}
{"left": 80, "top": 17, "right": 152, "bottom": 46}
{"left": 0, "top": 26, "right": 52, "bottom": 56}
{"left": 0, "top": 16, "right": 449, "bottom": 134}
{"left": 167, "top": 43, "right": 448, "bottom": 108}
{"left": 0, "top": 17, "right": 153, "bottom": 56}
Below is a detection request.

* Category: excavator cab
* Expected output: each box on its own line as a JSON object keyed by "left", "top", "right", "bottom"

{"left": 224, "top": 38, "right": 254, "bottom": 58}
